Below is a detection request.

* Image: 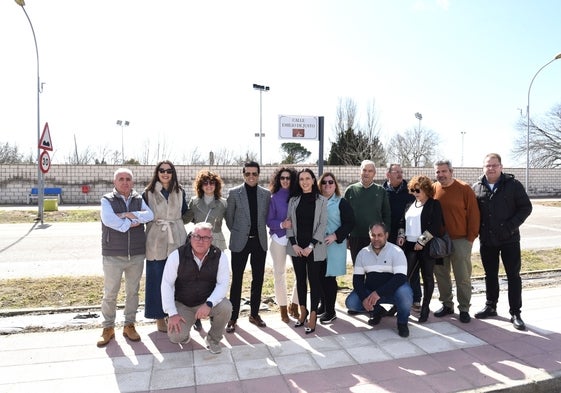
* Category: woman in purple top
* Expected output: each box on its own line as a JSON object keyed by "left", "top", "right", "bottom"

{"left": 266, "top": 167, "right": 299, "bottom": 323}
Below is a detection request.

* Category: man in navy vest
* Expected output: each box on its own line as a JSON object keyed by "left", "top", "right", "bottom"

{"left": 161, "top": 222, "right": 232, "bottom": 354}
{"left": 97, "top": 168, "right": 154, "bottom": 347}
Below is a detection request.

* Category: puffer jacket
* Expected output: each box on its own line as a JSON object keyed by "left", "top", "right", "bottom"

{"left": 472, "top": 173, "right": 532, "bottom": 247}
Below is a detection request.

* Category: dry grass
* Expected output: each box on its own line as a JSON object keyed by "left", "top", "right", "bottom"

{"left": 1, "top": 207, "right": 560, "bottom": 311}
{"left": 1, "top": 248, "right": 561, "bottom": 311}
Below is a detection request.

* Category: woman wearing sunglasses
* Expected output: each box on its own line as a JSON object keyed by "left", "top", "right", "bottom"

{"left": 397, "top": 175, "right": 443, "bottom": 323}
{"left": 185, "top": 170, "right": 227, "bottom": 252}
{"left": 266, "top": 167, "right": 299, "bottom": 323}
{"left": 318, "top": 172, "right": 355, "bottom": 324}
{"left": 143, "top": 161, "right": 189, "bottom": 332}
{"left": 184, "top": 170, "right": 228, "bottom": 331}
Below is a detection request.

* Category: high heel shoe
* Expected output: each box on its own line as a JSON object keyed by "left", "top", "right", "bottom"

{"left": 305, "top": 311, "right": 317, "bottom": 334}
{"left": 294, "top": 309, "right": 309, "bottom": 328}
{"left": 418, "top": 306, "right": 430, "bottom": 323}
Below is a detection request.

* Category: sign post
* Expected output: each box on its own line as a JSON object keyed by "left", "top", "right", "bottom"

{"left": 37, "top": 122, "right": 53, "bottom": 223}
{"left": 278, "top": 115, "right": 324, "bottom": 175}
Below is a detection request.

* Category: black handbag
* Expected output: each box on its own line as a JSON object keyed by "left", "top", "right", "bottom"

{"left": 429, "top": 231, "right": 453, "bottom": 258}
{"left": 427, "top": 201, "right": 453, "bottom": 259}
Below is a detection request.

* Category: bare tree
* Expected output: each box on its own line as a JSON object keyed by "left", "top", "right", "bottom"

{"left": 212, "top": 148, "right": 236, "bottom": 165}
{"left": 512, "top": 103, "right": 561, "bottom": 168}
{"left": 66, "top": 135, "right": 96, "bottom": 164}
{"left": 387, "top": 127, "right": 440, "bottom": 167}
{"left": 0, "top": 142, "right": 24, "bottom": 164}
{"left": 328, "top": 97, "right": 386, "bottom": 165}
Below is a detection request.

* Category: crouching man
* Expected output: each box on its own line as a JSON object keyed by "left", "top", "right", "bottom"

{"left": 345, "top": 222, "right": 413, "bottom": 337}
{"left": 161, "top": 222, "right": 232, "bottom": 354}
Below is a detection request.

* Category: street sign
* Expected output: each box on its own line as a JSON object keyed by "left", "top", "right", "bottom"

{"left": 39, "top": 150, "right": 51, "bottom": 174}
{"left": 278, "top": 115, "right": 318, "bottom": 140}
{"left": 38, "top": 122, "right": 53, "bottom": 151}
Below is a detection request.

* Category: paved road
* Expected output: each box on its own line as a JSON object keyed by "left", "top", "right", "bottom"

{"left": 1, "top": 201, "right": 560, "bottom": 279}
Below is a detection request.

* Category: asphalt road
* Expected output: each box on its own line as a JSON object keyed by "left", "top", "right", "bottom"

{"left": 1, "top": 201, "right": 560, "bottom": 279}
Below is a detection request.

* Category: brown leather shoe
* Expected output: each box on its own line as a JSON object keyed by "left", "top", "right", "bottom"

{"left": 280, "top": 306, "right": 289, "bottom": 323}
{"left": 96, "top": 327, "right": 115, "bottom": 347}
{"left": 156, "top": 318, "right": 168, "bottom": 333}
{"left": 289, "top": 303, "right": 300, "bottom": 319}
{"left": 249, "top": 314, "right": 267, "bottom": 327}
{"left": 123, "top": 323, "right": 141, "bottom": 342}
{"left": 226, "top": 320, "right": 236, "bottom": 333}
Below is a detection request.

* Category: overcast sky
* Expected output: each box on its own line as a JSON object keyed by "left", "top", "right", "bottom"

{"left": 2, "top": 0, "right": 560, "bottom": 167}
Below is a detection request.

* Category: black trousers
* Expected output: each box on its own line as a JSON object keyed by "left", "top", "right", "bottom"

{"left": 229, "top": 237, "right": 266, "bottom": 320}
{"left": 480, "top": 242, "right": 522, "bottom": 315}
{"left": 348, "top": 236, "right": 371, "bottom": 265}
{"left": 292, "top": 253, "right": 325, "bottom": 313}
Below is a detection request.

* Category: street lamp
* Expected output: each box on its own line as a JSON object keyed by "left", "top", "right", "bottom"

{"left": 526, "top": 53, "right": 561, "bottom": 190}
{"left": 116, "top": 120, "right": 130, "bottom": 164}
{"left": 253, "top": 83, "right": 269, "bottom": 165}
{"left": 415, "top": 112, "right": 422, "bottom": 131}
{"left": 460, "top": 131, "right": 466, "bottom": 167}
{"left": 14, "top": 0, "right": 45, "bottom": 224}
{"left": 414, "top": 113, "right": 422, "bottom": 167}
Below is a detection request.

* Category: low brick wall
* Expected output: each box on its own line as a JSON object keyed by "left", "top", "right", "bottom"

{"left": 0, "top": 164, "right": 559, "bottom": 205}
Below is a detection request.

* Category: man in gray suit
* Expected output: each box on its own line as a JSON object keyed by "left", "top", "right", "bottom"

{"left": 225, "top": 161, "right": 271, "bottom": 332}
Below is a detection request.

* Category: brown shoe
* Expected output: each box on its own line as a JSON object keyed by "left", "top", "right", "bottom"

{"left": 156, "top": 318, "right": 167, "bottom": 333}
{"left": 123, "top": 323, "right": 141, "bottom": 342}
{"left": 289, "top": 303, "right": 300, "bottom": 319}
{"left": 97, "top": 327, "right": 115, "bottom": 347}
{"left": 226, "top": 320, "right": 236, "bottom": 333}
{"left": 249, "top": 314, "right": 267, "bottom": 327}
{"left": 280, "top": 306, "right": 289, "bottom": 323}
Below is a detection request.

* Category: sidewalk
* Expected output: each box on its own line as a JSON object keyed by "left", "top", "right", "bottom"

{"left": 2, "top": 286, "right": 561, "bottom": 393}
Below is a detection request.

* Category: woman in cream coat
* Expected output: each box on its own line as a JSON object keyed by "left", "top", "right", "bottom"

{"left": 143, "top": 161, "right": 188, "bottom": 332}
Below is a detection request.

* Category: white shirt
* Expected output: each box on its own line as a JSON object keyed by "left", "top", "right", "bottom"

{"left": 354, "top": 242, "right": 408, "bottom": 276}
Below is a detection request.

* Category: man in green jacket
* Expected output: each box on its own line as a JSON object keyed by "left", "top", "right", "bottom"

{"left": 344, "top": 160, "right": 391, "bottom": 265}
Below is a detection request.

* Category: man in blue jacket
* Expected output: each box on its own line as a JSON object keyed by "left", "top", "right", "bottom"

{"left": 472, "top": 153, "right": 532, "bottom": 330}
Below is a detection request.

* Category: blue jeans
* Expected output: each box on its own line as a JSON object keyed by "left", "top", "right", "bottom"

{"left": 345, "top": 282, "right": 413, "bottom": 325}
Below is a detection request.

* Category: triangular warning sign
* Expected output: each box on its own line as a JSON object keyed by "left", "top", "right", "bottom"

{"left": 38, "top": 122, "right": 53, "bottom": 151}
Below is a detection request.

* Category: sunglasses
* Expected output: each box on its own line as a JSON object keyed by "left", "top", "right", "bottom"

{"left": 410, "top": 188, "right": 421, "bottom": 193}
{"left": 279, "top": 176, "right": 291, "bottom": 181}
{"left": 244, "top": 172, "right": 259, "bottom": 177}
{"left": 321, "top": 180, "right": 335, "bottom": 185}
{"left": 158, "top": 168, "right": 173, "bottom": 174}
{"left": 202, "top": 180, "right": 216, "bottom": 186}
{"left": 192, "top": 234, "right": 212, "bottom": 242}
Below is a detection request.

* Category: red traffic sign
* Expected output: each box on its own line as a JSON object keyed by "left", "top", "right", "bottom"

{"left": 38, "top": 122, "right": 53, "bottom": 151}
{"left": 39, "top": 150, "right": 51, "bottom": 174}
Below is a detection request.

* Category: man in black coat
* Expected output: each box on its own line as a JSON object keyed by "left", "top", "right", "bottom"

{"left": 472, "top": 153, "right": 532, "bottom": 330}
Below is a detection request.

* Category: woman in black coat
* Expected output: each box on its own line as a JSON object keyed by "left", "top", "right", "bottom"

{"left": 397, "top": 175, "right": 443, "bottom": 322}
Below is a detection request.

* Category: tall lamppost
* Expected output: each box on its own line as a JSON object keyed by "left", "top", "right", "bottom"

{"left": 116, "top": 120, "right": 130, "bottom": 164}
{"left": 253, "top": 83, "right": 269, "bottom": 165}
{"left": 414, "top": 113, "right": 422, "bottom": 167}
{"left": 460, "top": 131, "right": 466, "bottom": 167}
{"left": 526, "top": 53, "right": 561, "bottom": 190}
{"left": 14, "top": 0, "right": 44, "bottom": 223}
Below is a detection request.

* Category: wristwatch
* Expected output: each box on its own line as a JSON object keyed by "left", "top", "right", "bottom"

{"left": 206, "top": 301, "right": 213, "bottom": 308}
{"left": 307, "top": 244, "right": 314, "bottom": 249}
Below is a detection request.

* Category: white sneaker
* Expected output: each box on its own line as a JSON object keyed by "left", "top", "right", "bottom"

{"left": 205, "top": 336, "right": 222, "bottom": 354}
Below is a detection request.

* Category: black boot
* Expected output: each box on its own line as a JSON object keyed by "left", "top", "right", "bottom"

{"left": 418, "top": 305, "right": 429, "bottom": 323}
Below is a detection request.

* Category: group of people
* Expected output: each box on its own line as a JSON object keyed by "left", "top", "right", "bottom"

{"left": 96, "top": 153, "right": 532, "bottom": 353}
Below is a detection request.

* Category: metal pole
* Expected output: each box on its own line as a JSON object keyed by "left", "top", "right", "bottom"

{"left": 259, "top": 89, "right": 263, "bottom": 166}
{"left": 16, "top": 1, "right": 43, "bottom": 224}
{"left": 461, "top": 131, "right": 466, "bottom": 167}
{"left": 526, "top": 53, "right": 561, "bottom": 190}
{"left": 253, "top": 84, "right": 269, "bottom": 165}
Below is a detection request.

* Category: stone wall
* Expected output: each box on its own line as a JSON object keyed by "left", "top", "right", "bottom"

{"left": 1, "top": 164, "right": 559, "bottom": 205}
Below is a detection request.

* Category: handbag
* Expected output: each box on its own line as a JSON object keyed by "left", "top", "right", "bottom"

{"left": 427, "top": 200, "right": 454, "bottom": 259}
{"left": 429, "top": 231, "right": 453, "bottom": 259}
